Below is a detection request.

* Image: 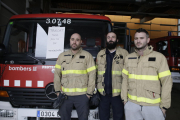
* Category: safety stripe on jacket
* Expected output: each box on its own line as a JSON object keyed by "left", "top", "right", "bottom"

{"left": 62, "top": 87, "right": 87, "bottom": 92}
{"left": 87, "top": 66, "right": 96, "bottom": 73}
{"left": 62, "top": 70, "right": 87, "bottom": 74}
{"left": 112, "top": 71, "right": 121, "bottom": 75}
{"left": 98, "top": 71, "right": 105, "bottom": 75}
{"left": 129, "top": 74, "right": 158, "bottom": 81}
{"left": 158, "top": 70, "right": 171, "bottom": 78}
{"left": 98, "top": 89, "right": 121, "bottom": 93}
{"left": 55, "top": 64, "right": 61, "bottom": 69}
{"left": 112, "top": 89, "right": 121, "bottom": 93}
{"left": 98, "top": 71, "right": 121, "bottom": 75}
{"left": 122, "top": 69, "right": 128, "bottom": 75}
{"left": 128, "top": 93, "right": 161, "bottom": 104}
{"left": 62, "top": 66, "right": 96, "bottom": 75}
{"left": 122, "top": 69, "right": 171, "bottom": 80}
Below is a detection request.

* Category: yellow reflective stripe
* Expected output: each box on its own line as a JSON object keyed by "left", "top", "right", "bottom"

{"left": 112, "top": 71, "right": 121, "bottom": 75}
{"left": 129, "top": 74, "right": 158, "bottom": 81}
{"left": 55, "top": 64, "right": 61, "bottom": 69}
{"left": 98, "top": 71, "right": 105, "bottom": 75}
{"left": 62, "top": 87, "right": 87, "bottom": 92}
{"left": 96, "top": 65, "right": 98, "bottom": 69}
{"left": 87, "top": 66, "right": 96, "bottom": 73}
{"left": 98, "top": 89, "right": 104, "bottom": 93}
{"left": 128, "top": 94, "right": 161, "bottom": 104}
{"left": 62, "top": 70, "right": 87, "bottom": 75}
{"left": 159, "top": 70, "right": 171, "bottom": 78}
{"left": 122, "top": 69, "right": 129, "bottom": 75}
{"left": 113, "top": 89, "right": 121, "bottom": 93}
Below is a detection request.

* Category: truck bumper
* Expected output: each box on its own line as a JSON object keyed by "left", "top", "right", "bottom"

{"left": 172, "top": 72, "right": 180, "bottom": 83}
{"left": 0, "top": 101, "right": 99, "bottom": 120}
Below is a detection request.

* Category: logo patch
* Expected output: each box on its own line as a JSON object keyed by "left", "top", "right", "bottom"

{"left": 148, "top": 57, "right": 156, "bottom": 61}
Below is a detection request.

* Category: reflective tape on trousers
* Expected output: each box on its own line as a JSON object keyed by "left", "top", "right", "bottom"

{"left": 62, "top": 87, "right": 87, "bottom": 92}
{"left": 128, "top": 94, "right": 161, "bottom": 104}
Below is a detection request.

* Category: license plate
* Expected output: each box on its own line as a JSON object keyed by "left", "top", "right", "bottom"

{"left": 37, "top": 110, "right": 60, "bottom": 118}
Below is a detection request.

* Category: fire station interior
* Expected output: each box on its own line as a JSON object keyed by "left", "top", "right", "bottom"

{"left": 0, "top": 0, "right": 180, "bottom": 120}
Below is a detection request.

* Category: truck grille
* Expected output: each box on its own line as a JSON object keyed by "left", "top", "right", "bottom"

{"left": 4, "top": 88, "right": 54, "bottom": 108}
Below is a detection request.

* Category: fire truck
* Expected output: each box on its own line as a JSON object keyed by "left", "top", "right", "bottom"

{"left": 149, "top": 36, "right": 180, "bottom": 83}
{"left": 0, "top": 13, "right": 118, "bottom": 120}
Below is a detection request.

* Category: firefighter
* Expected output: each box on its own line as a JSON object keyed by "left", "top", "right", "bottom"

{"left": 96, "top": 31, "right": 129, "bottom": 120}
{"left": 121, "top": 28, "right": 172, "bottom": 120}
{"left": 54, "top": 33, "right": 96, "bottom": 120}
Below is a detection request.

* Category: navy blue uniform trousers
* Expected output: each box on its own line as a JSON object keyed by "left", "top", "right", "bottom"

{"left": 59, "top": 94, "right": 89, "bottom": 120}
{"left": 99, "top": 94, "right": 124, "bottom": 120}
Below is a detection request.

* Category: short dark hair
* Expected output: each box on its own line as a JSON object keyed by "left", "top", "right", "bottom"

{"left": 135, "top": 28, "right": 149, "bottom": 38}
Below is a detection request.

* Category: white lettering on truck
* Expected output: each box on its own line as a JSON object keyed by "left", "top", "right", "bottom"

{"left": 9, "top": 66, "right": 37, "bottom": 71}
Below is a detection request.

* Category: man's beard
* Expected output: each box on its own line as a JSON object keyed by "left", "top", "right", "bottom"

{"left": 106, "top": 40, "right": 118, "bottom": 50}
{"left": 71, "top": 44, "right": 80, "bottom": 50}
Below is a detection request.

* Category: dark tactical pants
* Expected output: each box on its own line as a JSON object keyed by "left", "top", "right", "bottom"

{"left": 99, "top": 94, "right": 124, "bottom": 120}
{"left": 58, "top": 94, "right": 89, "bottom": 120}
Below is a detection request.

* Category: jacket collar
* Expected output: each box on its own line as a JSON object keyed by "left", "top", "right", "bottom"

{"left": 106, "top": 48, "right": 116, "bottom": 54}
{"left": 70, "top": 47, "right": 82, "bottom": 55}
{"left": 135, "top": 45, "right": 153, "bottom": 56}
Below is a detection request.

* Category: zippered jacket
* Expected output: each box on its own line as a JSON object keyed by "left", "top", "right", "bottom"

{"left": 54, "top": 47, "right": 96, "bottom": 96}
{"left": 121, "top": 46, "right": 172, "bottom": 109}
{"left": 96, "top": 47, "right": 129, "bottom": 97}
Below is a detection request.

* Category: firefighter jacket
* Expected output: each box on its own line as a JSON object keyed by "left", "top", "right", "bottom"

{"left": 121, "top": 46, "right": 172, "bottom": 109}
{"left": 96, "top": 47, "right": 129, "bottom": 97}
{"left": 54, "top": 47, "right": 96, "bottom": 96}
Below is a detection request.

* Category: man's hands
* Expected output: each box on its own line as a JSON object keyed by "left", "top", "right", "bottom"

{"left": 56, "top": 92, "right": 59, "bottom": 97}
{"left": 161, "top": 108, "right": 166, "bottom": 117}
{"left": 124, "top": 101, "right": 127, "bottom": 105}
{"left": 86, "top": 94, "right": 90, "bottom": 99}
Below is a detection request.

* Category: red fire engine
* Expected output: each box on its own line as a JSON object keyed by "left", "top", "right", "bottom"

{"left": 0, "top": 13, "right": 115, "bottom": 120}
{"left": 149, "top": 36, "right": 180, "bottom": 83}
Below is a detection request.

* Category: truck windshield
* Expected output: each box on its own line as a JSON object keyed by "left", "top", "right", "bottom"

{"left": 4, "top": 18, "right": 111, "bottom": 59}
{"left": 170, "top": 38, "right": 180, "bottom": 57}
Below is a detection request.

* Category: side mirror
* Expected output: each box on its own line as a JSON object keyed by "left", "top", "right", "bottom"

{"left": 0, "top": 43, "right": 5, "bottom": 57}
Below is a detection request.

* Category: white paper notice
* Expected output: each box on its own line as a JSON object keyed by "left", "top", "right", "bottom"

{"left": 35, "top": 24, "right": 48, "bottom": 57}
{"left": 46, "top": 27, "right": 65, "bottom": 59}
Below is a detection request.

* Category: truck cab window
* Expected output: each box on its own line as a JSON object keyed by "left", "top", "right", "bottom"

{"left": 170, "top": 39, "right": 180, "bottom": 57}
{"left": 8, "top": 25, "right": 28, "bottom": 53}
{"left": 156, "top": 41, "right": 168, "bottom": 56}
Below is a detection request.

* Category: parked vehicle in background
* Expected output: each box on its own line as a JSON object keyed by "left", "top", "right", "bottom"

{"left": 0, "top": 13, "right": 113, "bottom": 120}
{"left": 149, "top": 36, "right": 180, "bottom": 83}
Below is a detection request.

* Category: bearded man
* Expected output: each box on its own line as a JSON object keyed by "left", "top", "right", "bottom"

{"left": 96, "top": 31, "right": 129, "bottom": 120}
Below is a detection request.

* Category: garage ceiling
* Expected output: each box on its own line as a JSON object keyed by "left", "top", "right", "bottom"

{"left": 32, "top": 0, "right": 180, "bottom": 22}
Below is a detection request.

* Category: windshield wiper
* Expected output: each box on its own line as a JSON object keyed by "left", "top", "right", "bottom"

{"left": 27, "top": 54, "right": 45, "bottom": 65}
